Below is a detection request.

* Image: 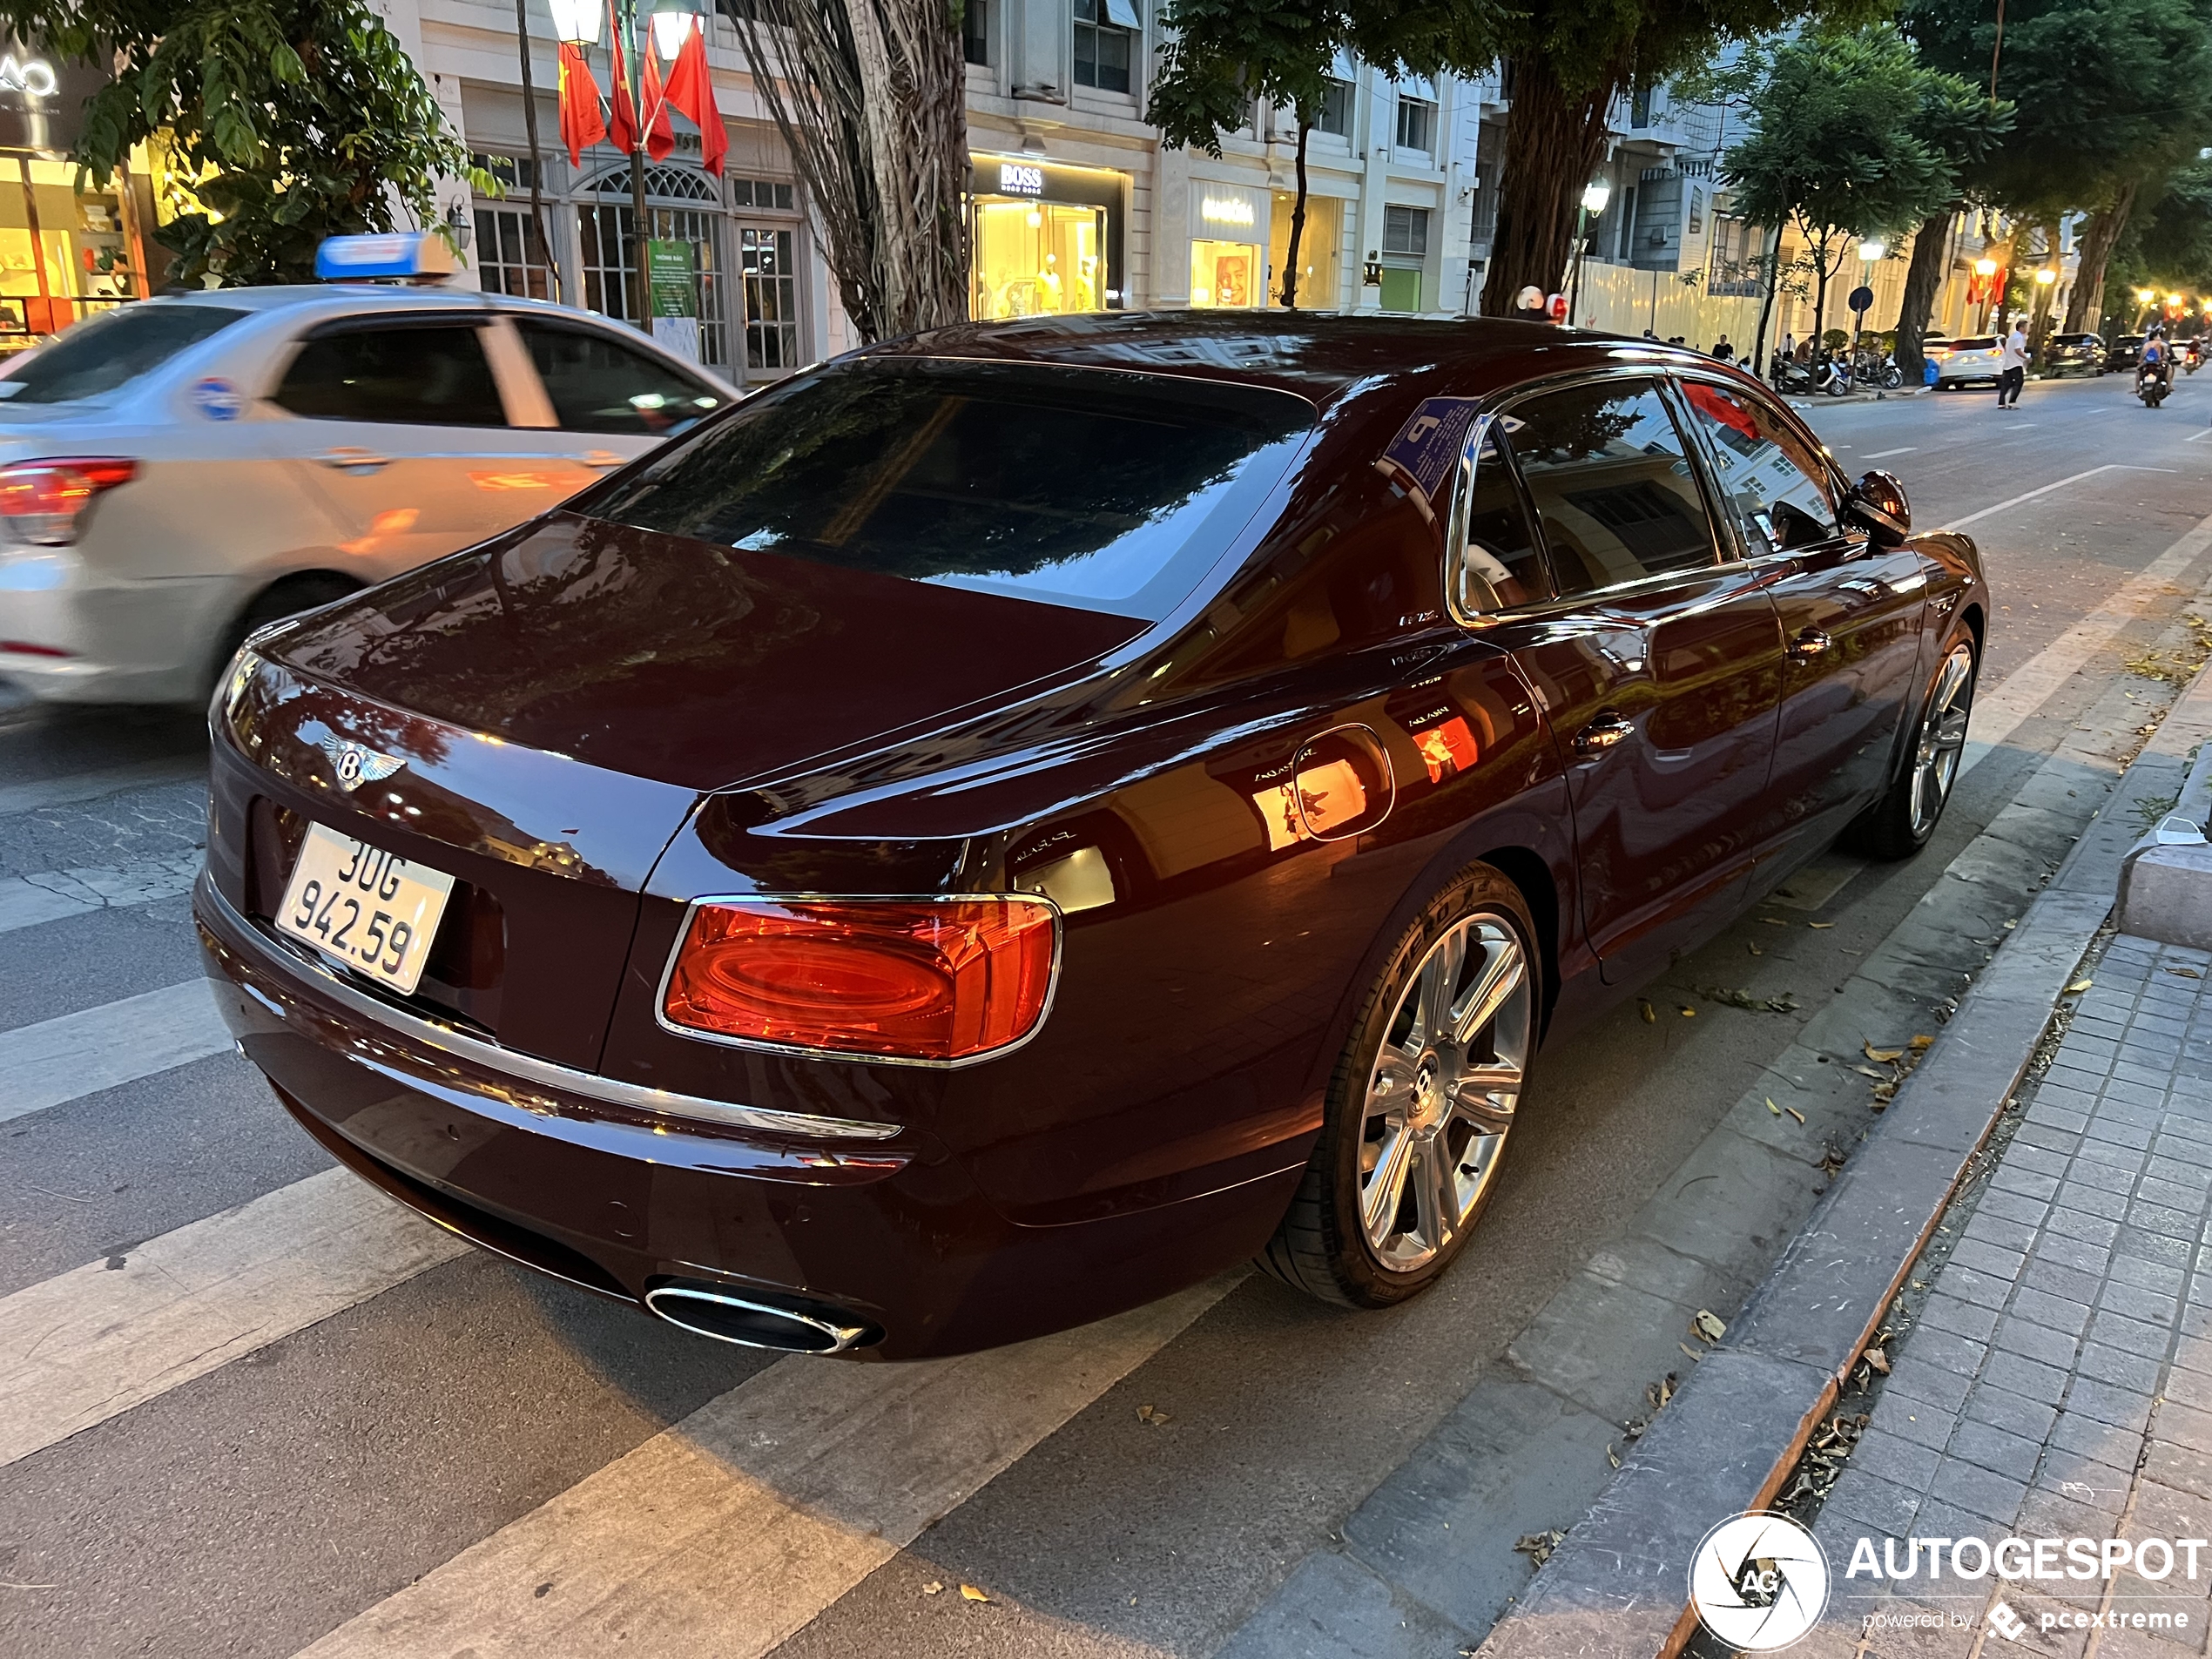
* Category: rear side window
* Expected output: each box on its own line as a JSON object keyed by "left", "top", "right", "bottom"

{"left": 1501, "top": 379, "right": 1719, "bottom": 596}
{"left": 1676, "top": 379, "right": 1838, "bottom": 556}
{"left": 274, "top": 322, "right": 506, "bottom": 426}
{"left": 588, "top": 359, "right": 1313, "bottom": 618}
{"left": 1452, "top": 428, "right": 1548, "bottom": 613}
{"left": 515, "top": 319, "right": 725, "bottom": 435}
{"left": 0, "top": 304, "right": 247, "bottom": 404}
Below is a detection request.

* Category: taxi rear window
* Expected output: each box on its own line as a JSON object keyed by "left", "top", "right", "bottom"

{"left": 0, "top": 304, "right": 248, "bottom": 404}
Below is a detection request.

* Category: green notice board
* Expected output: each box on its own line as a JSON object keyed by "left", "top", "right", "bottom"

{"left": 646, "top": 239, "right": 696, "bottom": 317}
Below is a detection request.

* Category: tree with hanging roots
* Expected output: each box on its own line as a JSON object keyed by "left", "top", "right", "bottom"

{"left": 718, "top": 0, "right": 970, "bottom": 343}
{"left": 0, "top": 0, "right": 483, "bottom": 287}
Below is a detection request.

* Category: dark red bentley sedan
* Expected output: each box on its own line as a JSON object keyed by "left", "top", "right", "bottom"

{"left": 195, "top": 314, "right": 1985, "bottom": 1359}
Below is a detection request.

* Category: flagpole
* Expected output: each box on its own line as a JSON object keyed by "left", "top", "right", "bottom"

{"left": 624, "top": 1, "right": 652, "bottom": 331}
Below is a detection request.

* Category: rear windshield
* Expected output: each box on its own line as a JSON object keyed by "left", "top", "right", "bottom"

{"left": 1948, "top": 337, "right": 1998, "bottom": 350}
{"left": 0, "top": 303, "right": 248, "bottom": 404}
{"left": 584, "top": 358, "right": 1314, "bottom": 618}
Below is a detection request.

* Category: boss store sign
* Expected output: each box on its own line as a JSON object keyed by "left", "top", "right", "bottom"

{"left": 968, "top": 155, "right": 1127, "bottom": 316}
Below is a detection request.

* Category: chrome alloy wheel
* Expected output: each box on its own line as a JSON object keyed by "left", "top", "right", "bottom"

{"left": 1910, "top": 644, "right": 1976, "bottom": 838}
{"left": 1358, "top": 914, "right": 1533, "bottom": 1272}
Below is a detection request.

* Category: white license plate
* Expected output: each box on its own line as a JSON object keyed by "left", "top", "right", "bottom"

{"left": 276, "top": 823, "right": 455, "bottom": 995}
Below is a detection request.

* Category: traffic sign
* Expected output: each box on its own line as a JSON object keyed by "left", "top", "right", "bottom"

{"left": 1848, "top": 285, "right": 1875, "bottom": 314}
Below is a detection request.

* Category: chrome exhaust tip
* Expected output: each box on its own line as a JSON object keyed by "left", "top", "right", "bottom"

{"left": 643, "top": 1282, "right": 878, "bottom": 1354}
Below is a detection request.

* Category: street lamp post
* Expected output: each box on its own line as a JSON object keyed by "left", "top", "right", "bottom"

{"left": 1568, "top": 178, "right": 1611, "bottom": 329}
{"left": 1852, "top": 236, "right": 1885, "bottom": 394}
{"left": 2030, "top": 265, "right": 2056, "bottom": 370}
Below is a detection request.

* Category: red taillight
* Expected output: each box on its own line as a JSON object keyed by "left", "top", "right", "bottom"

{"left": 0, "top": 640, "right": 71, "bottom": 657}
{"left": 0, "top": 458, "right": 136, "bottom": 545}
{"left": 661, "top": 898, "right": 1059, "bottom": 1062}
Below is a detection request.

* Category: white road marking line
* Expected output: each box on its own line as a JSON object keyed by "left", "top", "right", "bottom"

{"left": 0, "top": 755, "right": 206, "bottom": 817}
{"left": 1936, "top": 463, "right": 2177, "bottom": 534}
{"left": 2186, "top": 428, "right": 2212, "bottom": 442}
{"left": 294, "top": 1273, "right": 1241, "bottom": 1659}
{"left": 0, "top": 853, "right": 203, "bottom": 935}
{"left": 1960, "top": 505, "right": 2212, "bottom": 781}
{"left": 1862, "top": 447, "right": 1918, "bottom": 459}
{"left": 0, "top": 979, "right": 235, "bottom": 1123}
{"left": 0, "top": 1168, "right": 468, "bottom": 1469}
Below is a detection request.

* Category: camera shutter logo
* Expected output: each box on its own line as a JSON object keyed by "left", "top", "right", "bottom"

{"left": 1689, "top": 1511, "right": 1830, "bottom": 1651}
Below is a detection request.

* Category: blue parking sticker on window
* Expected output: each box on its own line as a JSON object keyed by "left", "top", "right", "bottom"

{"left": 1374, "top": 396, "right": 1486, "bottom": 524}
{"left": 192, "top": 376, "right": 241, "bottom": 421}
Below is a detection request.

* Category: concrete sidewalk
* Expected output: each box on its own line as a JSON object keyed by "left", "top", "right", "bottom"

{"left": 1803, "top": 930, "right": 2212, "bottom": 1656}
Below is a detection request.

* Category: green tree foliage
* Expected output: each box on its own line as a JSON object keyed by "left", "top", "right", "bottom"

{"left": 1903, "top": 0, "right": 2212, "bottom": 328}
{"left": 0, "top": 1, "right": 480, "bottom": 287}
{"left": 1721, "top": 26, "right": 2000, "bottom": 364}
{"left": 1147, "top": 0, "right": 1493, "bottom": 307}
{"left": 2107, "top": 163, "right": 2212, "bottom": 315}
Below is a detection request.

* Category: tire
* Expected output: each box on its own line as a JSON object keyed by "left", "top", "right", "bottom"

{"left": 1260, "top": 864, "right": 1539, "bottom": 1308}
{"left": 1847, "top": 636, "right": 1978, "bottom": 861}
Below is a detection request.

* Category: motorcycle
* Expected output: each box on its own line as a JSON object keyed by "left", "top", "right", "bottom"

{"left": 2139, "top": 358, "right": 2173, "bottom": 407}
{"left": 1816, "top": 351, "right": 1851, "bottom": 396}
{"left": 2187, "top": 341, "right": 2202, "bottom": 375}
{"left": 1769, "top": 355, "right": 1815, "bottom": 395}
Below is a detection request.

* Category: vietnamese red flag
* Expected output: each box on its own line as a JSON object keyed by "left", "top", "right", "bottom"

{"left": 663, "top": 23, "right": 728, "bottom": 176}
{"left": 640, "top": 44, "right": 676, "bottom": 162}
{"left": 606, "top": 16, "right": 638, "bottom": 155}
{"left": 556, "top": 42, "right": 606, "bottom": 168}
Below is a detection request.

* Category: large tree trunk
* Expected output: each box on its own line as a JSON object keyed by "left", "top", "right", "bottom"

{"left": 1750, "top": 222, "right": 1784, "bottom": 374}
{"left": 1478, "top": 56, "right": 1621, "bottom": 316}
{"left": 513, "top": 0, "right": 557, "bottom": 300}
{"left": 1810, "top": 228, "right": 1833, "bottom": 347}
{"left": 2064, "top": 181, "right": 2137, "bottom": 333}
{"left": 722, "top": 0, "right": 969, "bottom": 341}
{"left": 1893, "top": 206, "right": 1953, "bottom": 388}
{"left": 1280, "top": 120, "right": 1309, "bottom": 308}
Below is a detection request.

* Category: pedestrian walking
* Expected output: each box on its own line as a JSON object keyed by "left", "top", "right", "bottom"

{"left": 1712, "top": 334, "right": 1734, "bottom": 363}
{"left": 1781, "top": 331, "right": 1796, "bottom": 362}
{"left": 1995, "top": 320, "right": 2028, "bottom": 408}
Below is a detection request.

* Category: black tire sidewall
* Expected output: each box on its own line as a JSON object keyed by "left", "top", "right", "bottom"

{"left": 1310, "top": 864, "right": 1539, "bottom": 1307}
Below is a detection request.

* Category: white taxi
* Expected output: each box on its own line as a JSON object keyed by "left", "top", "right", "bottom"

{"left": 0, "top": 233, "right": 733, "bottom": 704}
{"left": 1925, "top": 334, "right": 2003, "bottom": 388}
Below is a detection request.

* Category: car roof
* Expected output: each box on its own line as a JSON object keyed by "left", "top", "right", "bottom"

{"left": 864, "top": 311, "right": 1703, "bottom": 412}
{"left": 149, "top": 286, "right": 687, "bottom": 336}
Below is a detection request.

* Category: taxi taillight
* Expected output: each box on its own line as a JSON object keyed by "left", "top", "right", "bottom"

{"left": 661, "top": 897, "right": 1059, "bottom": 1062}
{"left": 0, "top": 458, "right": 137, "bottom": 545}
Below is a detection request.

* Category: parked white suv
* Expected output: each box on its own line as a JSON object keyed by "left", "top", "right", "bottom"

{"left": 1925, "top": 334, "right": 2003, "bottom": 388}
{"left": 0, "top": 282, "right": 732, "bottom": 704}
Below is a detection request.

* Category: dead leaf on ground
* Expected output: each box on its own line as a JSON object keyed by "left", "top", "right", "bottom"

{"left": 1864, "top": 1042, "right": 1905, "bottom": 1062}
{"left": 1136, "top": 1404, "right": 1170, "bottom": 1426}
{"left": 1864, "top": 1346, "right": 1891, "bottom": 1374}
{"left": 1694, "top": 1309, "right": 1728, "bottom": 1342}
{"left": 1759, "top": 917, "right": 1790, "bottom": 926}
{"left": 1871, "top": 1082, "right": 1897, "bottom": 1102}
{"left": 1749, "top": 941, "right": 1764, "bottom": 955}
{"left": 1679, "top": 1342, "right": 1703, "bottom": 1361}
{"left": 960, "top": 1583, "right": 992, "bottom": 1603}
{"left": 1606, "top": 1444, "right": 1621, "bottom": 1468}
{"left": 1910, "top": 1035, "right": 1935, "bottom": 1050}
{"left": 1680, "top": 1005, "right": 1696, "bottom": 1017}
{"left": 2065, "top": 979, "right": 2094, "bottom": 994}
{"left": 923, "top": 1581, "right": 946, "bottom": 1595}
{"left": 1639, "top": 999, "right": 1656, "bottom": 1023}
{"left": 1514, "top": 1529, "right": 1567, "bottom": 1568}
{"left": 1784, "top": 1106, "right": 1806, "bottom": 1124}
{"left": 1767, "top": 1097, "right": 1782, "bottom": 1115}
{"left": 1851, "top": 1063, "right": 1887, "bottom": 1080}
{"left": 1808, "top": 921, "right": 1837, "bottom": 929}
{"left": 2170, "top": 967, "right": 2204, "bottom": 980}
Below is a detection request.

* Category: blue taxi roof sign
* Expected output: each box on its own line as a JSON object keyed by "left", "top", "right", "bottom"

{"left": 314, "top": 233, "right": 455, "bottom": 282}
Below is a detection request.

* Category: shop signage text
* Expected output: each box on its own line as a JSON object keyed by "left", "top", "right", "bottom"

{"left": 997, "top": 162, "right": 1045, "bottom": 197}
{"left": 0, "top": 54, "right": 55, "bottom": 98}
{"left": 1201, "top": 196, "right": 1256, "bottom": 228}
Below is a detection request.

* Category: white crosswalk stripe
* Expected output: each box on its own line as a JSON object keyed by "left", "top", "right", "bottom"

{"left": 0, "top": 853, "right": 203, "bottom": 935}
{"left": 293, "top": 1273, "right": 1238, "bottom": 1659}
{"left": 0, "top": 977, "right": 236, "bottom": 1123}
{"left": 0, "top": 1167, "right": 469, "bottom": 1470}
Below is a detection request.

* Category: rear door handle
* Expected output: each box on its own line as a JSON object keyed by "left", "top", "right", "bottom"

{"left": 1572, "top": 711, "right": 1635, "bottom": 756}
{"left": 313, "top": 448, "right": 392, "bottom": 473}
{"left": 1787, "top": 628, "right": 1831, "bottom": 661}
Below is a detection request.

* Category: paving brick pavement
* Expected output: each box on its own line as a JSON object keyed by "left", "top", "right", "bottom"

{"left": 1797, "top": 934, "right": 2212, "bottom": 1658}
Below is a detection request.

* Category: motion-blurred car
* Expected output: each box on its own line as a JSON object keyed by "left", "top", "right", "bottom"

{"left": 1925, "top": 334, "right": 2002, "bottom": 387}
{"left": 2107, "top": 334, "right": 2147, "bottom": 371}
{"left": 0, "top": 234, "right": 732, "bottom": 704}
{"left": 2044, "top": 332, "right": 2105, "bottom": 375}
{"left": 198, "top": 314, "right": 1989, "bottom": 1360}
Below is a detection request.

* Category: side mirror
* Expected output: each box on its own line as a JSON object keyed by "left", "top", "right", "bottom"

{"left": 1843, "top": 469, "right": 1911, "bottom": 546}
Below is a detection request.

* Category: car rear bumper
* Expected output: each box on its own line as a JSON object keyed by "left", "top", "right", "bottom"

{"left": 0, "top": 551, "right": 241, "bottom": 703}
{"left": 194, "top": 872, "right": 1290, "bottom": 1359}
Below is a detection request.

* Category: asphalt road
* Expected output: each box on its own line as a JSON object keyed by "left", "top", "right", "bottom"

{"left": 2, "top": 368, "right": 2209, "bottom": 1659}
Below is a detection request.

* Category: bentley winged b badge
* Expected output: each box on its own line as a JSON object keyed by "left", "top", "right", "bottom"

{"left": 318, "top": 735, "right": 405, "bottom": 792}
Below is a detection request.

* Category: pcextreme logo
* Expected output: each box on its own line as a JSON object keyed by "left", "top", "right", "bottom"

{"left": 1689, "top": 1511, "right": 1831, "bottom": 1651}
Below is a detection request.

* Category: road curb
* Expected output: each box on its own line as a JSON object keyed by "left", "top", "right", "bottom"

{"left": 1473, "top": 658, "right": 2212, "bottom": 1659}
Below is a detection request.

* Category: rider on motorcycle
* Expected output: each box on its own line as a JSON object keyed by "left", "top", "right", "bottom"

{"left": 2141, "top": 327, "right": 2174, "bottom": 395}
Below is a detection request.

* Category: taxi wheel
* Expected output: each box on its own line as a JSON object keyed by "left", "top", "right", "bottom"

{"left": 218, "top": 573, "right": 361, "bottom": 674}
{"left": 1260, "top": 864, "right": 1537, "bottom": 1308}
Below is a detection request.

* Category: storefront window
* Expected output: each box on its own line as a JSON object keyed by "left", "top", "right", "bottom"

{"left": 577, "top": 165, "right": 730, "bottom": 370}
{"left": 0, "top": 159, "right": 138, "bottom": 341}
{"left": 1190, "top": 239, "right": 1261, "bottom": 308}
{"left": 968, "top": 158, "right": 1123, "bottom": 320}
{"left": 1269, "top": 193, "right": 1341, "bottom": 309}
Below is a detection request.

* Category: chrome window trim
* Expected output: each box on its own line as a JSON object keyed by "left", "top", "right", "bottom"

{"left": 204, "top": 876, "right": 900, "bottom": 1141}
{"left": 652, "top": 891, "right": 1066, "bottom": 1069}
{"left": 1443, "top": 362, "right": 1732, "bottom": 628}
